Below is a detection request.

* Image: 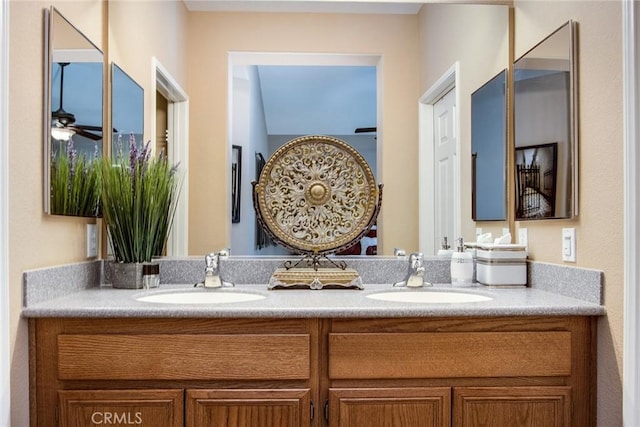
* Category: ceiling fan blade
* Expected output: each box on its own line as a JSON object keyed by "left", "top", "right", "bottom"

{"left": 71, "top": 126, "right": 102, "bottom": 141}
{"left": 75, "top": 124, "right": 103, "bottom": 132}
{"left": 355, "top": 127, "right": 377, "bottom": 133}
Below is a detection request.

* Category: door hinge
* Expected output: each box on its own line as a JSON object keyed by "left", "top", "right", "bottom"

{"left": 324, "top": 400, "right": 329, "bottom": 422}
{"left": 311, "top": 400, "right": 315, "bottom": 421}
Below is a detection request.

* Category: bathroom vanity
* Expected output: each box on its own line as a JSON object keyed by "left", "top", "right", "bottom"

{"left": 24, "top": 260, "right": 603, "bottom": 427}
{"left": 29, "top": 314, "right": 596, "bottom": 427}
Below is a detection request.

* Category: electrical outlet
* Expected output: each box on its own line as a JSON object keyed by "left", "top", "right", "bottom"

{"left": 86, "top": 224, "right": 98, "bottom": 258}
{"left": 518, "top": 228, "right": 528, "bottom": 252}
{"left": 562, "top": 228, "right": 576, "bottom": 262}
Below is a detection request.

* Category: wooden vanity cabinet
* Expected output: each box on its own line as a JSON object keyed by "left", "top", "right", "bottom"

{"left": 30, "top": 318, "right": 315, "bottom": 427}
{"left": 30, "top": 316, "right": 595, "bottom": 427}
{"left": 326, "top": 316, "right": 596, "bottom": 427}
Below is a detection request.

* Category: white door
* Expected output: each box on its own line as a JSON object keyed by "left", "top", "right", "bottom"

{"left": 433, "top": 88, "right": 457, "bottom": 249}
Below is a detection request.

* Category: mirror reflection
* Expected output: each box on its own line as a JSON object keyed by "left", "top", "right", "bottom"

{"left": 514, "top": 20, "right": 577, "bottom": 220}
{"left": 45, "top": 7, "right": 103, "bottom": 217}
{"left": 471, "top": 69, "right": 507, "bottom": 221}
{"left": 230, "top": 64, "right": 378, "bottom": 256}
{"left": 111, "top": 63, "right": 144, "bottom": 158}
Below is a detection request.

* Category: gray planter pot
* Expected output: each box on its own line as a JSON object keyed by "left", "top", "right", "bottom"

{"left": 110, "top": 262, "right": 144, "bottom": 289}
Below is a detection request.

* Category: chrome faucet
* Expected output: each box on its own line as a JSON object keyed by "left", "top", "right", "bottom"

{"left": 201, "top": 249, "right": 232, "bottom": 288}
{"left": 394, "top": 252, "right": 431, "bottom": 288}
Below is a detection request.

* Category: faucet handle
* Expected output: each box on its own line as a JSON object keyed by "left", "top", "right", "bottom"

{"left": 409, "top": 252, "right": 424, "bottom": 270}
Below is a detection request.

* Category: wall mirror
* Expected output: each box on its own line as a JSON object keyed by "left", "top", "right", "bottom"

{"left": 471, "top": 69, "right": 507, "bottom": 221}
{"left": 513, "top": 20, "right": 578, "bottom": 220}
{"left": 44, "top": 7, "right": 104, "bottom": 217}
{"left": 111, "top": 63, "right": 144, "bottom": 157}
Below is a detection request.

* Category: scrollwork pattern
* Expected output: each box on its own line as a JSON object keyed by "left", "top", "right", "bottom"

{"left": 256, "top": 136, "right": 377, "bottom": 253}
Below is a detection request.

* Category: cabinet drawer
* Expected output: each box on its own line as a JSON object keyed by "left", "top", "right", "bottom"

{"left": 58, "top": 334, "right": 310, "bottom": 380}
{"left": 59, "top": 389, "right": 183, "bottom": 427}
{"left": 329, "top": 331, "right": 571, "bottom": 379}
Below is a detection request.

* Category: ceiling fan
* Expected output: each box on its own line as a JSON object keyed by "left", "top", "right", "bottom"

{"left": 354, "top": 127, "right": 377, "bottom": 134}
{"left": 51, "top": 62, "right": 102, "bottom": 142}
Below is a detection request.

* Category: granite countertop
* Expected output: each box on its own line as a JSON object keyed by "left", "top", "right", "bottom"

{"left": 21, "top": 282, "right": 605, "bottom": 318}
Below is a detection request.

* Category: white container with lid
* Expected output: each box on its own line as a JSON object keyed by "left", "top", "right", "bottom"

{"left": 476, "top": 243, "right": 527, "bottom": 286}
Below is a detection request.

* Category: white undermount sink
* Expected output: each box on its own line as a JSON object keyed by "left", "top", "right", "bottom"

{"left": 136, "top": 290, "right": 267, "bottom": 304}
{"left": 366, "top": 290, "right": 492, "bottom": 304}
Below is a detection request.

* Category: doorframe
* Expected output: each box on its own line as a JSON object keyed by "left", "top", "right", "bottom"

{"left": 623, "top": 0, "right": 639, "bottom": 424}
{"left": 0, "top": 0, "right": 9, "bottom": 422}
{"left": 152, "top": 58, "right": 189, "bottom": 256}
{"left": 418, "top": 62, "right": 460, "bottom": 256}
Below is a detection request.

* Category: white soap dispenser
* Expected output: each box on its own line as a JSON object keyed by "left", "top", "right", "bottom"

{"left": 450, "top": 237, "right": 474, "bottom": 285}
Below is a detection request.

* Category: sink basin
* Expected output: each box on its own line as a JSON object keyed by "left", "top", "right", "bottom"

{"left": 136, "top": 290, "right": 266, "bottom": 304}
{"left": 366, "top": 290, "right": 492, "bottom": 304}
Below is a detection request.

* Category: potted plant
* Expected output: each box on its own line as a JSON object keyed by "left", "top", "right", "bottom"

{"left": 102, "top": 134, "right": 181, "bottom": 289}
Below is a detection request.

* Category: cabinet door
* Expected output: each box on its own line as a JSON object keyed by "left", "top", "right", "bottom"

{"left": 58, "top": 389, "right": 183, "bottom": 427}
{"left": 186, "top": 388, "right": 311, "bottom": 427}
{"left": 329, "top": 387, "right": 451, "bottom": 427}
{"left": 453, "top": 387, "right": 572, "bottom": 427}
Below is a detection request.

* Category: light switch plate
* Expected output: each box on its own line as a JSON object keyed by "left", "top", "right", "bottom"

{"left": 562, "top": 228, "right": 576, "bottom": 262}
{"left": 518, "top": 228, "right": 528, "bottom": 252}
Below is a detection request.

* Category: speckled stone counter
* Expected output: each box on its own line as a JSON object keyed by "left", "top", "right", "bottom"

{"left": 21, "top": 257, "right": 605, "bottom": 318}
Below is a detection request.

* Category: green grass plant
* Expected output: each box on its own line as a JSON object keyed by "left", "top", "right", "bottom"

{"left": 50, "top": 140, "right": 102, "bottom": 217}
{"left": 102, "top": 136, "right": 181, "bottom": 263}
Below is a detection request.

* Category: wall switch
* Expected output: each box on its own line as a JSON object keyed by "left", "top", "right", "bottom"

{"left": 518, "top": 228, "right": 528, "bottom": 252}
{"left": 86, "top": 224, "right": 98, "bottom": 258}
{"left": 562, "top": 228, "right": 576, "bottom": 262}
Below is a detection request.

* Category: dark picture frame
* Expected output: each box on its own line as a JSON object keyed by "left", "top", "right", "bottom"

{"left": 515, "top": 142, "right": 558, "bottom": 220}
{"left": 231, "top": 145, "right": 242, "bottom": 223}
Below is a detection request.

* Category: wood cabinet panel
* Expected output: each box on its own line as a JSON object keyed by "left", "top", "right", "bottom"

{"left": 57, "top": 334, "right": 310, "bottom": 381}
{"left": 453, "top": 387, "right": 572, "bottom": 427}
{"left": 186, "top": 388, "right": 311, "bottom": 427}
{"left": 329, "top": 332, "right": 571, "bottom": 379}
{"left": 58, "top": 389, "right": 183, "bottom": 427}
{"left": 328, "top": 387, "right": 451, "bottom": 427}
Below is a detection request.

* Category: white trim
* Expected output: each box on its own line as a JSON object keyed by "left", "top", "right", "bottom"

{"left": 152, "top": 58, "right": 189, "bottom": 256}
{"left": 623, "top": 0, "right": 640, "bottom": 425}
{"left": 0, "top": 0, "right": 10, "bottom": 423}
{"left": 418, "top": 62, "right": 460, "bottom": 256}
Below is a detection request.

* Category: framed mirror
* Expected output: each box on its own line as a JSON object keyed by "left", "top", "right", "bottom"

{"left": 513, "top": 20, "right": 578, "bottom": 220}
{"left": 111, "top": 63, "right": 144, "bottom": 158}
{"left": 44, "top": 7, "right": 104, "bottom": 217}
{"left": 471, "top": 69, "right": 507, "bottom": 221}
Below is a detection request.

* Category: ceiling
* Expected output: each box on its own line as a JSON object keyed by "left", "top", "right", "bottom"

{"left": 183, "top": 1, "right": 424, "bottom": 15}
{"left": 255, "top": 65, "right": 376, "bottom": 135}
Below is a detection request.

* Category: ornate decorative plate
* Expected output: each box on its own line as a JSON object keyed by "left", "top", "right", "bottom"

{"left": 253, "top": 135, "right": 381, "bottom": 256}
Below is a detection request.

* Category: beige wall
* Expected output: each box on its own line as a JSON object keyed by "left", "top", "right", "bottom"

{"left": 186, "top": 11, "right": 420, "bottom": 255}
{"left": 418, "top": 3, "right": 511, "bottom": 242}
{"left": 8, "top": 1, "right": 104, "bottom": 423}
{"left": 8, "top": 1, "right": 188, "bottom": 424}
{"left": 514, "top": 2, "right": 623, "bottom": 425}
{"left": 108, "top": 0, "right": 188, "bottom": 145}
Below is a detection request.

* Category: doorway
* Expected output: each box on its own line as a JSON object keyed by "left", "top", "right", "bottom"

{"left": 418, "top": 63, "right": 461, "bottom": 256}
{"left": 153, "top": 58, "right": 189, "bottom": 256}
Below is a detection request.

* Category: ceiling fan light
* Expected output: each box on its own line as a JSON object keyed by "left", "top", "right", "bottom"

{"left": 51, "top": 126, "right": 75, "bottom": 142}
